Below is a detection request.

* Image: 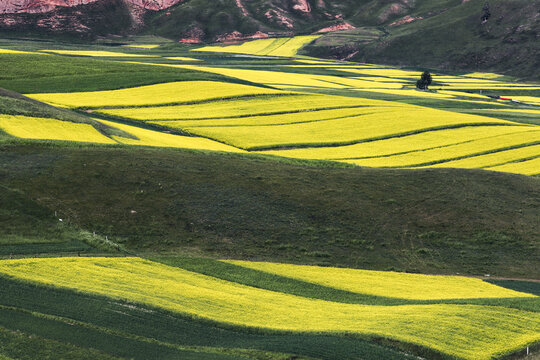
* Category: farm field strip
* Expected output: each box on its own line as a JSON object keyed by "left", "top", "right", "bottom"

{"left": 0, "top": 275, "right": 418, "bottom": 360}
{"left": 463, "top": 72, "right": 505, "bottom": 79}
{"left": 97, "top": 119, "right": 244, "bottom": 153}
{"left": 121, "top": 44, "right": 161, "bottom": 49}
{"left": 0, "top": 49, "right": 47, "bottom": 55}
{"left": 40, "top": 50, "right": 154, "bottom": 57}
{"left": 181, "top": 109, "right": 518, "bottom": 150}
{"left": 486, "top": 157, "right": 540, "bottom": 175}
{"left": 338, "top": 130, "right": 540, "bottom": 168}
{"left": 97, "top": 94, "right": 384, "bottom": 121}
{"left": 258, "top": 126, "right": 536, "bottom": 160}
{"left": 224, "top": 260, "right": 536, "bottom": 301}
{"left": 0, "top": 257, "right": 538, "bottom": 360}
{"left": 0, "top": 115, "right": 116, "bottom": 144}
{"left": 195, "top": 36, "right": 321, "bottom": 57}
{"left": 27, "top": 81, "right": 283, "bottom": 109}
{"left": 149, "top": 107, "right": 382, "bottom": 128}
{"left": 500, "top": 96, "right": 540, "bottom": 106}
{"left": 427, "top": 144, "right": 540, "bottom": 170}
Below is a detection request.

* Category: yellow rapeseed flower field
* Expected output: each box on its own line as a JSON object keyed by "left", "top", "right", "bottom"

{"left": 0, "top": 257, "right": 538, "bottom": 360}
{"left": 429, "top": 144, "right": 540, "bottom": 170}
{"left": 182, "top": 107, "right": 515, "bottom": 150}
{"left": 486, "top": 157, "right": 540, "bottom": 175}
{"left": 225, "top": 260, "right": 535, "bottom": 300}
{"left": 99, "top": 94, "right": 378, "bottom": 121}
{"left": 0, "top": 115, "right": 116, "bottom": 144}
{"left": 341, "top": 130, "right": 540, "bottom": 168}
{"left": 150, "top": 107, "right": 375, "bottom": 128}
{"left": 0, "top": 48, "right": 48, "bottom": 55}
{"left": 195, "top": 36, "right": 320, "bottom": 57}
{"left": 463, "top": 72, "right": 505, "bottom": 79}
{"left": 28, "top": 81, "right": 283, "bottom": 108}
{"left": 40, "top": 50, "right": 153, "bottom": 57}
{"left": 259, "top": 126, "right": 534, "bottom": 160}
{"left": 121, "top": 44, "right": 161, "bottom": 49}
{"left": 97, "top": 119, "right": 243, "bottom": 153}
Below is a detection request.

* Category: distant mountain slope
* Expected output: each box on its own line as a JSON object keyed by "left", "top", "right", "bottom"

{"left": 1, "top": 0, "right": 538, "bottom": 78}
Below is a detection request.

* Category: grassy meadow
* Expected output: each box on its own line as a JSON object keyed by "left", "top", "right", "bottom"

{"left": 0, "top": 35, "right": 538, "bottom": 359}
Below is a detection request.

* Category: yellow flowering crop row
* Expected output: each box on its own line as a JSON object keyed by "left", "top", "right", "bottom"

{"left": 182, "top": 108, "right": 514, "bottom": 150}
{"left": 342, "top": 130, "right": 540, "bottom": 168}
{"left": 28, "top": 81, "right": 283, "bottom": 108}
{"left": 99, "top": 94, "right": 379, "bottom": 121}
{"left": 121, "top": 44, "right": 160, "bottom": 49}
{"left": 40, "top": 50, "right": 153, "bottom": 57}
{"left": 0, "top": 48, "right": 48, "bottom": 55}
{"left": 0, "top": 115, "right": 116, "bottom": 144}
{"left": 97, "top": 119, "right": 243, "bottom": 153}
{"left": 259, "top": 126, "right": 533, "bottom": 160}
{"left": 162, "top": 64, "right": 399, "bottom": 90}
{"left": 149, "top": 107, "right": 376, "bottom": 128}
{"left": 195, "top": 36, "right": 320, "bottom": 57}
{"left": 225, "top": 260, "right": 535, "bottom": 300}
{"left": 428, "top": 144, "right": 540, "bottom": 170}
{"left": 268, "top": 36, "right": 321, "bottom": 57}
{"left": 0, "top": 257, "right": 538, "bottom": 360}
{"left": 487, "top": 157, "right": 540, "bottom": 176}
{"left": 463, "top": 72, "right": 505, "bottom": 79}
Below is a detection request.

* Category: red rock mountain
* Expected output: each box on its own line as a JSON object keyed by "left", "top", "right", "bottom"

{"left": 0, "top": 0, "right": 183, "bottom": 13}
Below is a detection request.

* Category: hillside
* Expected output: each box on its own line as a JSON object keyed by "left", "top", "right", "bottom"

{"left": 1, "top": 0, "right": 538, "bottom": 78}
{"left": 1, "top": 143, "right": 538, "bottom": 277}
{"left": 0, "top": 20, "right": 539, "bottom": 360}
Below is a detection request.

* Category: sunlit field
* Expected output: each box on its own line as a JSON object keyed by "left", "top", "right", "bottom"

{"left": 1, "top": 35, "right": 538, "bottom": 177}
{"left": 0, "top": 257, "right": 538, "bottom": 360}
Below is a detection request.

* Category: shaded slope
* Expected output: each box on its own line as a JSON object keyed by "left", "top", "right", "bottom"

{"left": 0, "top": 144, "right": 538, "bottom": 277}
{"left": 305, "top": 0, "right": 540, "bottom": 80}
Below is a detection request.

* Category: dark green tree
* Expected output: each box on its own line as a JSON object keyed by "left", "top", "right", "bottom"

{"left": 416, "top": 71, "right": 432, "bottom": 90}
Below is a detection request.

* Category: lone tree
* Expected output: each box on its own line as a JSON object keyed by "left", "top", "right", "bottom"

{"left": 416, "top": 71, "right": 432, "bottom": 90}
{"left": 481, "top": 1, "right": 491, "bottom": 23}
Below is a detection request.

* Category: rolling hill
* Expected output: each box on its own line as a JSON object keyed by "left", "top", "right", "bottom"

{"left": 0, "top": 28, "right": 539, "bottom": 360}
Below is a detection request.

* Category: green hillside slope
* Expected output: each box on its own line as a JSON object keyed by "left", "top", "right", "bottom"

{"left": 1, "top": 144, "right": 538, "bottom": 277}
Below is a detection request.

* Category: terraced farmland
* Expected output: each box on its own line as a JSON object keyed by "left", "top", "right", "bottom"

{"left": 195, "top": 36, "right": 321, "bottom": 57}
{"left": 1, "top": 38, "right": 539, "bottom": 176}
{"left": 0, "top": 257, "right": 538, "bottom": 360}
{"left": 0, "top": 26, "right": 539, "bottom": 360}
